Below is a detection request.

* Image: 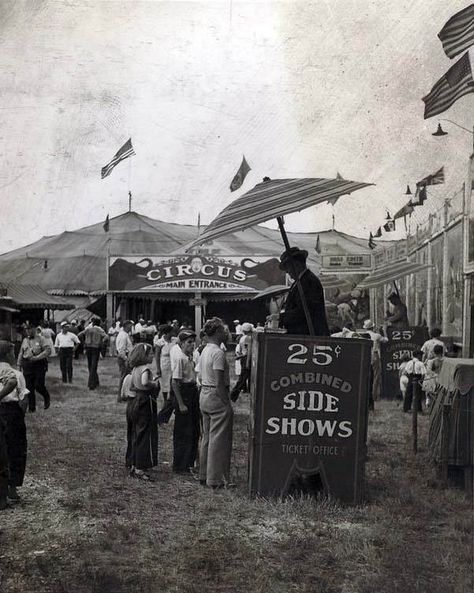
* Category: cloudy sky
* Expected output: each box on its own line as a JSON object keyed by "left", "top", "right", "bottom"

{"left": 0, "top": 0, "right": 473, "bottom": 253}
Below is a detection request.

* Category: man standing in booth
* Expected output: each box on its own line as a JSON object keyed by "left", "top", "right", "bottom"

{"left": 278, "top": 247, "right": 330, "bottom": 336}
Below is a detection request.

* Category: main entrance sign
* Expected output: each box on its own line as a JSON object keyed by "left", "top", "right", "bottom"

{"left": 108, "top": 254, "right": 285, "bottom": 292}
{"left": 248, "top": 334, "right": 371, "bottom": 503}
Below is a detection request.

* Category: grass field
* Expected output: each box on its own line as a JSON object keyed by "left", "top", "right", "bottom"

{"left": 0, "top": 356, "right": 472, "bottom": 593}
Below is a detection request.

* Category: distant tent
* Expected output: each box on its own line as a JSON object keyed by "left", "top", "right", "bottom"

{"left": 0, "top": 211, "right": 392, "bottom": 295}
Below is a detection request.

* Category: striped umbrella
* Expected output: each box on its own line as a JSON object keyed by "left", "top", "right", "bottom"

{"left": 187, "top": 176, "right": 373, "bottom": 334}
{"left": 357, "top": 260, "right": 431, "bottom": 290}
{"left": 187, "top": 177, "right": 373, "bottom": 249}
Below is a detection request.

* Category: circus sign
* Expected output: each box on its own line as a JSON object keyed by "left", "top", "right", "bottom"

{"left": 108, "top": 254, "right": 286, "bottom": 292}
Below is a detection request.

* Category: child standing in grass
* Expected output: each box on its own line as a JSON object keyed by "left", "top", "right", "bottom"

{"left": 402, "top": 351, "right": 426, "bottom": 413}
{"left": 125, "top": 343, "right": 159, "bottom": 481}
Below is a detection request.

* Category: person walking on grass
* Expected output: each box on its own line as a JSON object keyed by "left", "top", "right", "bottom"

{"left": 125, "top": 343, "right": 159, "bottom": 481}
{"left": 54, "top": 321, "right": 80, "bottom": 384}
{"left": 155, "top": 324, "right": 177, "bottom": 425}
{"left": 116, "top": 320, "right": 134, "bottom": 403}
{"left": 17, "top": 326, "right": 51, "bottom": 412}
{"left": 0, "top": 342, "right": 19, "bottom": 510}
{"left": 170, "top": 330, "right": 200, "bottom": 474}
{"left": 78, "top": 317, "right": 108, "bottom": 391}
{"left": 199, "top": 317, "right": 234, "bottom": 489}
{"left": 0, "top": 341, "right": 28, "bottom": 505}
{"left": 230, "top": 322, "right": 254, "bottom": 402}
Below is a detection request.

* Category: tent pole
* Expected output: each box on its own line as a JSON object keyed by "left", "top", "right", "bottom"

{"left": 276, "top": 216, "right": 315, "bottom": 336}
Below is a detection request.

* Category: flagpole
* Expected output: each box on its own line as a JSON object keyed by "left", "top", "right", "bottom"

{"left": 276, "top": 215, "right": 315, "bottom": 336}
{"left": 128, "top": 155, "right": 132, "bottom": 211}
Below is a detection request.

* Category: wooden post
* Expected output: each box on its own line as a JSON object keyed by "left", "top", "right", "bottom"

{"left": 276, "top": 216, "right": 315, "bottom": 335}
{"left": 194, "top": 291, "right": 202, "bottom": 336}
{"left": 412, "top": 376, "right": 418, "bottom": 455}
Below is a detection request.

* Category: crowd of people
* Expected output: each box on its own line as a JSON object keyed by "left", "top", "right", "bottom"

{"left": 0, "top": 245, "right": 455, "bottom": 509}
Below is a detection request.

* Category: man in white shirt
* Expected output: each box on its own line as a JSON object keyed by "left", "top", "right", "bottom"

{"left": 234, "top": 320, "right": 243, "bottom": 338}
{"left": 116, "top": 320, "right": 134, "bottom": 403}
{"left": 55, "top": 321, "right": 80, "bottom": 383}
{"left": 170, "top": 330, "right": 200, "bottom": 473}
{"left": 359, "top": 320, "right": 388, "bottom": 403}
{"left": 421, "top": 328, "right": 447, "bottom": 362}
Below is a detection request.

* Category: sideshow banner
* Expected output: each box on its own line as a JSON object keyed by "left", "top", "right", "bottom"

{"left": 445, "top": 224, "right": 463, "bottom": 337}
{"left": 108, "top": 254, "right": 285, "bottom": 292}
{"left": 380, "top": 326, "right": 429, "bottom": 398}
{"left": 248, "top": 334, "right": 372, "bottom": 503}
{"left": 431, "top": 237, "right": 443, "bottom": 328}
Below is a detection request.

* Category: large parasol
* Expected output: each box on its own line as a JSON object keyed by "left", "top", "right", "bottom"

{"left": 187, "top": 177, "right": 373, "bottom": 334}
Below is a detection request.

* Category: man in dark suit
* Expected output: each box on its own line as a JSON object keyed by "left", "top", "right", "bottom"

{"left": 279, "top": 247, "right": 330, "bottom": 336}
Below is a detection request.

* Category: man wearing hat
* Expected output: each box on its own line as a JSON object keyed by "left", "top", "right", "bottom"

{"left": 359, "top": 319, "right": 388, "bottom": 403}
{"left": 278, "top": 247, "right": 329, "bottom": 336}
{"left": 54, "top": 322, "right": 80, "bottom": 383}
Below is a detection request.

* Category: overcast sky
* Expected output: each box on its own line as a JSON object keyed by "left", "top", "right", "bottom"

{"left": 0, "top": 0, "right": 473, "bottom": 253}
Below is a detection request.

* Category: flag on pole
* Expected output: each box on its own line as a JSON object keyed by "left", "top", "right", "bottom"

{"left": 383, "top": 219, "right": 396, "bottom": 232}
{"left": 393, "top": 201, "right": 414, "bottom": 220}
{"left": 374, "top": 227, "right": 382, "bottom": 238}
{"left": 230, "top": 156, "right": 251, "bottom": 192}
{"left": 315, "top": 234, "right": 321, "bottom": 254}
{"left": 103, "top": 214, "right": 110, "bottom": 233}
{"left": 438, "top": 4, "right": 474, "bottom": 59}
{"left": 422, "top": 52, "right": 474, "bottom": 119}
{"left": 417, "top": 167, "right": 445, "bottom": 187}
{"left": 101, "top": 139, "right": 136, "bottom": 179}
{"left": 412, "top": 185, "right": 428, "bottom": 206}
{"left": 368, "top": 233, "right": 377, "bottom": 250}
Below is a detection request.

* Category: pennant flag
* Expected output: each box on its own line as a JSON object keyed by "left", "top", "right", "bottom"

{"left": 417, "top": 167, "right": 445, "bottom": 187}
{"left": 374, "top": 227, "right": 382, "bottom": 238}
{"left": 368, "top": 233, "right": 377, "bottom": 250}
{"left": 383, "top": 219, "right": 396, "bottom": 232}
{"left": 336, "top": 171, "right": 344, "bottom": 180}
{"left": 315, "top": 234, "right": 321, "bottom": 254}
{"left": 101, "top": 139, "right": 136, "bottom": 179}
{"left": 438, "top": 4, "right": 474, "bottom": 59}
{"left": 103, "top": 214, "right": 110, "bottom": 233}
{"left": 393, "top": 201, "right": 414, "bottom": 220}
{"left": 422, "top": 52, "right": 474, "bottom": 119}
{"left": 230, "top": 156, "right": 251, "bottom": 192}
{"left": 386, "top": 210, "right": 392, "bottom": 220}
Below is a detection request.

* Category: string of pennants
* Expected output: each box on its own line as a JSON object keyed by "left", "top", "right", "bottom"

{"left": 368, "top": 167, "right": 445, "bottom": 250}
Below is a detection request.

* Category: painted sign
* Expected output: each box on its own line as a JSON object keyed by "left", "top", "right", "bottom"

{"left": 380, "top": 326, "right": 429, "bottom": 398}
{"left": 108, "top": 254, "right": 285, "bottom": 292}
{"left": 321, "top": 254, "right": 372, "bottom": 271}
{"left": 248, "top": 334, "right": 371, "bottom": 503}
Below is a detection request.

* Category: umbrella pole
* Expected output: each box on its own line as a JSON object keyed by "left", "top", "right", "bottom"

{"left": 276, "top": 216, "right": 315, "bottom": 336}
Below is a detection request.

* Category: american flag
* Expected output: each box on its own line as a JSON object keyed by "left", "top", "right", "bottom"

{"left": 438, "top": 4, "right": 474, "bottom": 59}
{"left": 101, "top": 139, "right": 136, "bottom": 179}
{"left": 417, "top": 167, "right": 444, "bottom": 187}
{"left": 422, "top": 52, "right": 474, "bottom": 119}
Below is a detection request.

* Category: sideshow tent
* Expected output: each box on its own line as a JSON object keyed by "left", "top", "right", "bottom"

{"left": 0, "top": 210, "right": 382, "bottom": 296}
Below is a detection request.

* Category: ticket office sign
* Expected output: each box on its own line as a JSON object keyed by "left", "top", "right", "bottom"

{"left": 248, "top": 334, "right": 372, "bottom": 503}
{"left": 380, "top": 326, "right": 429, "bottom": 399}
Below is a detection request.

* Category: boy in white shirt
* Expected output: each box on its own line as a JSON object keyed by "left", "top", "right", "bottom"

{"left": 402, "top": 351, "right": 426, "bottom": 413}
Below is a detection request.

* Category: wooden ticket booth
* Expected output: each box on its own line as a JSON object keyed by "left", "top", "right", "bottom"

{"left": 248, "top": 333, "right": 372, "bottom": 503}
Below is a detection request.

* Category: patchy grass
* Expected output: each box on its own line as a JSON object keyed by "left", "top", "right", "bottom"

{"left": 0, "top": 357, "right": 472, "bottom": 593}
